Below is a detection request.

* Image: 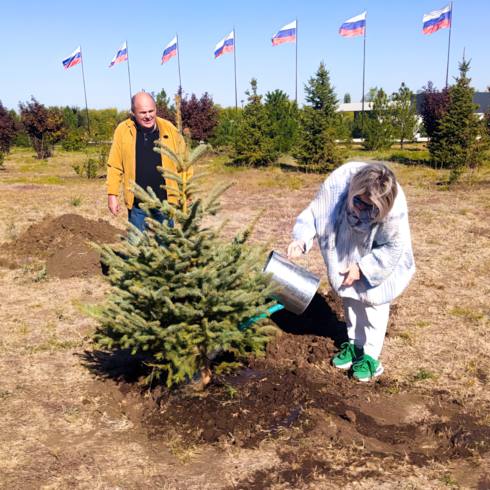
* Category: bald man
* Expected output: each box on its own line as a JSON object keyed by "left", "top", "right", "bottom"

{"left": 106, "top": 91, "right": 187, "bottom": 231}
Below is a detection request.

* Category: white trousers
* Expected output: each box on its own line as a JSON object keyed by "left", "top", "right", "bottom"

{"left": 343, "top": 298, "right": 390, "bottom": 360}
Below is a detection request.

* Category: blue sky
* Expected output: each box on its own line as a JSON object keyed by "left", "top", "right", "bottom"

{"left": 1, "top": 0, "right": 488, "bottom": 111}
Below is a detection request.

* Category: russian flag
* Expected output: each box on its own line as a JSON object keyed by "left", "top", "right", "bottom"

{"left": 214, "top": 31, "right": 234, "bottom": 58}
{"left": 339, "top": 11, "right": 367, "bottom": 38}
{"left": 272, "top": 20, "right": 297, "bottom": 46}
{"left": 161, "top": 36, "right": 178, "bottom": 64}
{"left": 62, "top": 47, "right": 82, "bottom": 70}
{"left": 109, "top": 42, "right": 128, "bottom": 67}
{"left": 423, "top": 5, "right": 452, "bottom": 35}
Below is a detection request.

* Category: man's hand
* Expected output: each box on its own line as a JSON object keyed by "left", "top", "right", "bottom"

{"left": 340, "top": 264, "right": 361, "bottom": 287}
{"left": 287, "top": 240, "right": 306, "bottom": 259}
{"left": 108, "top": 195, "right": 120, "bottom": 216}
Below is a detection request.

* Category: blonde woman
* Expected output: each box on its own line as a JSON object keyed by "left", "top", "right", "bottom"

{"left": 288, "top": 162, "right": 415, "bottom": 382}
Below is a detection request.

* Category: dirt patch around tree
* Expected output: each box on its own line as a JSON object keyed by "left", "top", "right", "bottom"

{"left": 83, "top": 292, "right": 490, "bottom": 486}
{"left": 1, "top": 213, "right": 122, "bottom": 278}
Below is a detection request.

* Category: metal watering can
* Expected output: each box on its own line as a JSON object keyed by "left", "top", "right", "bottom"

{"left": 263, "top": 251, "right": 321, "bottom": 315}
{"left": 238, "top": 251, "right": 321, "bottom": 330}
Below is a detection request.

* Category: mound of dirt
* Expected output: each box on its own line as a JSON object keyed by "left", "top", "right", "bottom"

{"left": 2, "top": 213, "right": 122, "bottom": 278}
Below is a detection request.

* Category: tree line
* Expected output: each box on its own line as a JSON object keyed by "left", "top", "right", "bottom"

{"left": 0, "top": 59, "right": 488, "bottom": 181}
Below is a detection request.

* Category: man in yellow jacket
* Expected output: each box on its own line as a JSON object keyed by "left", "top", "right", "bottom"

{"left": 106, "top": 91, "right": 186, "bottom": 231}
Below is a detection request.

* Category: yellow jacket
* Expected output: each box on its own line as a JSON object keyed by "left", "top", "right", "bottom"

{"left": 106, "top": 117, "right": 187, "bottom": 209}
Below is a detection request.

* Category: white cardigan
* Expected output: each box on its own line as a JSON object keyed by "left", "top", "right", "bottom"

{"left": 292, "top": 161, "right": 415, "bottom": 305}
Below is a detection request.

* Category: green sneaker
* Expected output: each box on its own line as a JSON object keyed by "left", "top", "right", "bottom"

{"left": 352, "top": 354, "right": 384, "bottom": 382}
{"left": 332, "top": 342, "right": 362, "bottom": 370}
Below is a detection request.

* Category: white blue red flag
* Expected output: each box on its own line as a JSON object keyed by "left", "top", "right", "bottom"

{"left": 339, "top": 12, "right": 367, "bottom": 38}
{"left": 422, "top": 5, "right": 452, "bottom": 35}
{"left": 161, "top": 36, "right": 178, "bottom": 64}
{"left": 272, "top": 20, "right": 297, "bottom": 46}
{"left": 62, "top": 47, "right": 82, "bottom": 69}
{"left": 109, "top": 42, "right": 128, "bottom": 67}
{"left": 214, "top": 31, "right": 234, "bottom": 58}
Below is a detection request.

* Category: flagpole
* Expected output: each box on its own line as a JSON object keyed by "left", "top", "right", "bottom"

{"left": 79, "top": 45, "right": 91, "bottom": 137}
{"left": 126, "top": 40, "right": 133, "bottom": 102}
{"left": 361, "top": 20, "right": 367, "bottom": 134}
{"left": 295, "top": 18, "right": 298, "bottom": 105}
{"left": 445, "top": 2, "right": 453, "bottom": 88}
{"left": 233, "top": 27, "right": 238, "bottom": 111}
{"left": 176, "top": 33, "right": 183, "bottom": 93}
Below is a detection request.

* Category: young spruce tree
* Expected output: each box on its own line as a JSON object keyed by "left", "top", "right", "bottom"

{"left": 264, "top": 89, "right": 298, "bottom": 154}
{"left": 234, "top": 79, "right": 278, "bottom": 166}
{"left": 429, "top": 59, "right": 488, "bottom": 182}
{"left": 293, "top": 62, "right": 345, "bottom": 168}
{"left": 362, "top": 88, "right": 395, "bottom": 151}
{"left": 91, "top": 142, "right": 276, "bottom": 389}
{"left": 391, "top": 83, "right": 418, "bottom": 149}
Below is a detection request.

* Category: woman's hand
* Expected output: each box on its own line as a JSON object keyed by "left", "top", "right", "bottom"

{"left": 287, "top": 240, "right": 306, "bottom": 259}
{"left": 340, "top": 264, "right": 361, "bottom": 287}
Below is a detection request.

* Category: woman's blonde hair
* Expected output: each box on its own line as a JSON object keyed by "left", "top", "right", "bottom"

{"left": 348, "top": 163, "right": 398, "bottom": 222}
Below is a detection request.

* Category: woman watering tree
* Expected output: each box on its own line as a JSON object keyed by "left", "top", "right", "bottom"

{"left": 288, "top": 162, "right": 415, "bottom": 382}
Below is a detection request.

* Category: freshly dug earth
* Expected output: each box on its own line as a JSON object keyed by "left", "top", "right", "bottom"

{"left": 86, "top": 293, "right": 490, "bottom": 487}
{"left": 148, "top": 335, "right": 490, "bottom": 458}
{"left": 2, "top": 213, "right": 121, "bottom": 278}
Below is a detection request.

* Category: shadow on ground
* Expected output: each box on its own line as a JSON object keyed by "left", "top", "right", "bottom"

{"left": 270, "top": 291, "right": 347, "bottom": 346}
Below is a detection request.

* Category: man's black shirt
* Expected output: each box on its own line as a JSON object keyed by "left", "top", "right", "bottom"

{"left": 134, "top": 124, "right": 167, "bottom": 206}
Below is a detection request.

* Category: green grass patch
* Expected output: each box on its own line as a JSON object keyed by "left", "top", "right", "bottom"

{"left": 396, "top": 330, "right": 416, "bottom": 345}
{"left": 70, "top": 196, "right": 82, "bottom": 206}
{"left": 204, "top": 153, "right": 248, "bottom": 174}
{"left": 256, "top": 172, "right": 306, "bottom": 190}
{"left": 348, "top": 145, "right": 431, "bottom": 165}
{"left": 449, "top": 306, "right": 484, "bottom": 322}
{"left": 440, "top": 473, "right": 458, "bottom": 487}
{"left": 6, "top": 175, "right": 65, "bottom": 185}
{"left": 412, "top": 368, "right": 437, "bottom": 381}
{"left": 28, "top": 337, "right": 83, "bottom": 353}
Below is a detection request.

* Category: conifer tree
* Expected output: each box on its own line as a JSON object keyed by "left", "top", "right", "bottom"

{"left": 429, "top": 59, "right": 488, "bottom": 181}
{"left": 234, "top": 79, "right": 278, "bottom": 166}
{"left": 485, "top": 107, "right": 490, "bottom": 138}
{"left": 91, "top": 142, "right": 276, "bottom": 389}
{"left": 391, "top": 83, "right": 418, "bottom": 149}
{"left": 264, "top": 89, "right": 298, "bottom": 154}
{"left": 211, "top": 107, "right": 242, "bottom": 150}
{"left": 304, "top": 62, "right": 338, "bottom": 118}
{"left": 362, "top": 88, "right": 395, "bottom": 151}
{"left": 153, "top": 88, "right": 176, "bottom": 125}
{"left": 293, "top": 62, "right": 345, "bottom": 167}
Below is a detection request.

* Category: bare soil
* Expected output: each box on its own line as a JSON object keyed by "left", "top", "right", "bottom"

{"left": 1, "top": 213, "right": 121, "bottom": 278}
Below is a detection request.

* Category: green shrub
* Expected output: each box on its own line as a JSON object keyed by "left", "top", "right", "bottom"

{"left": 72, "top": 145, "right": 109, "bottom": 179}
{"left": 62, "top": 130, "right": 87, "bottom": 151}
{"left": 73, "top": 157, "right": 98, "bottom": 179}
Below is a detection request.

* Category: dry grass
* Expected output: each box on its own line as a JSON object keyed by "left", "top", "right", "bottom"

{"left": 0, "top": 147, "right": 489, "bottom": 488}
